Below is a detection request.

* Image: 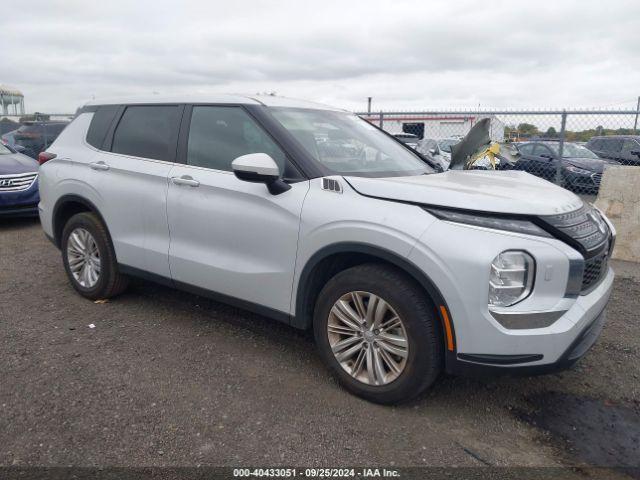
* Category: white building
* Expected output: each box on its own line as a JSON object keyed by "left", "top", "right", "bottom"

{"left": 360, "top": 113, "right": 505, "bottom": 142}
{"left": 0, "top": 85, "right": 25, "bottom": 116}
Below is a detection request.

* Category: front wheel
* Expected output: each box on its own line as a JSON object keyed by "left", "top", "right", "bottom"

{"left": 313, "top": 264, "right": 443, "bottom": 404}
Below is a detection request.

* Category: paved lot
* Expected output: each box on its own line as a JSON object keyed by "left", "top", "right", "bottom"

{"left": 1, "top": 218, "right": 638, "bottom": 476}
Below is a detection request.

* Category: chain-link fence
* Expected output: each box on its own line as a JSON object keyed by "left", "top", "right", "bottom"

{"left": 1, "top": 113, "right": 74, "bottom": 159}
{"left": 357, "top": 109, "right": 640, "bottom": 198}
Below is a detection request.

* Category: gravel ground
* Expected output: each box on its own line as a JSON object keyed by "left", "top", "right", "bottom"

{"left": 1, "top": 218, "right": 638, "bottom": 477}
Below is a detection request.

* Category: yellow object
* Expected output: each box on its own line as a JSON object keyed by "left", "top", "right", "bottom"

{"left": 467, "top": 142, "right": 501, "bottom": 170}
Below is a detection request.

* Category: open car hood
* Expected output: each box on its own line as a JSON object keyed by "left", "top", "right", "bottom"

{"left": 344, "top": 170, "right": 584, "bottom": 216}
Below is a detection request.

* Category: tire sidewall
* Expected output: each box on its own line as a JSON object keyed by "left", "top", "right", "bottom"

{"left": 313, "top": 265, "right": 441, "bottom": 402}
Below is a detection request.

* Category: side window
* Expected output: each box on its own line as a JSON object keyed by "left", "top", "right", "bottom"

{"left": 111, "top": 106, "right": 181, "bottom": 161}
{"left": 536, "top": 145, "right": 554, "bottom": 157}
{"left": 605, "top": 139, "right": 623, "bottom": 153}
{"left": 86, "top": 106, "right": 119, "bottom": 149}
{"left": 518, "top": 144, "right": 534, "bottom": 155}
{"left": 187, "top": 106, "right": 286, "bottom": 172}
{"left": 622, "top": 139, "right": 639, "bottom": 153}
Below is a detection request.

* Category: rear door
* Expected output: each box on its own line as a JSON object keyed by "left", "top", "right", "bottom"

{"left": 90, "top": 104, "right": 183, "bottom": 277}
{"left": 166, "top": 105, "right": 309, "bottom": 316}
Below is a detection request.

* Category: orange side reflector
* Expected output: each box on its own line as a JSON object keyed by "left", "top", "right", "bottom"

{"left": 439, "top": 306, "right": 454, "bottom": 351}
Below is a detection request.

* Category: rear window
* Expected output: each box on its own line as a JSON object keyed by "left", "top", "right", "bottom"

{"left": 48, "top": 123, "right": 68, "bottom": 135}
{"left": 86, "top": 106, "right": 120, "bottom": 149}
{"left": 111, "top": 106, "right": 181, "bottom": 161}
{"left": 17, "top": 124, "right": 42, "bottom": 134}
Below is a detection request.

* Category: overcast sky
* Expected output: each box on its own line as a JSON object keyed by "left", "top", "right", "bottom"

{"left": 2, "top": 0, "right": 639, "bottom": 113}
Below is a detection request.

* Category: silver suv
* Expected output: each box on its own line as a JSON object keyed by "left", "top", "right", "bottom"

{"left": 38, "top": 95, "right": 615, "bottom": 404}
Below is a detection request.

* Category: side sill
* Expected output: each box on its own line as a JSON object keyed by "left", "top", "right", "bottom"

{"left": 118, "top": 264, "right": 293, "bottom": 326}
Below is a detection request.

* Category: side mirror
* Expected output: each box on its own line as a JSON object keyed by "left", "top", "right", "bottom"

{"left": 540, "top": 153, "right": 555, "bottom": 160}
{"left": 428, "top": 148, "right": 437, "bottom": 155}
{"left": 630, "top": 150, "right": 640, "bottom": 157}
{"left": 231, "top": 153, "right": 291, "bottom": 195}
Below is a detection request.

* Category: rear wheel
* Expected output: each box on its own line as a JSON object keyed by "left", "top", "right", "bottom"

{"left": 314, "top": 264, "right": 443, "bottom": 404}
{"left": 61, "top": 212, "right": 129, "bottom": 300}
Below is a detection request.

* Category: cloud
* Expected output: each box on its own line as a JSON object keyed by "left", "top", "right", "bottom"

{"left": 1, "top": 0, "right": 639, "bottom": 112}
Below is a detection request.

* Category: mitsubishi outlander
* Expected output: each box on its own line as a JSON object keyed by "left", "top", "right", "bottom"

{"left": 38, "top": 95, "right": 615, "bottom": 404}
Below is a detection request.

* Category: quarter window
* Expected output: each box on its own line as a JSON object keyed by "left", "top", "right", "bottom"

{"left": 86, "top": 105, "right": 119, "bottom": 149}
{"left": 111, "top": 106, "right": 181, "bottom": 161}
{"left": 186, "top": 106, "right": 286, "bottom": 172}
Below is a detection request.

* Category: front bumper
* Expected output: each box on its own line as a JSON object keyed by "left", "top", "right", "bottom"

{"left": 410, "top": 216, "right": 615, "bottom": 378}
{"left": 564, "top": 171, "right": 601, "bottom": 193}
{"left": 0, "top": 203, "right": 39, "bottom": 217}
{"left": 447, "top": 304, "right": 608, "bottom": 377}
{"left": 0, "top": 179, "right": 40, "bottom": 218}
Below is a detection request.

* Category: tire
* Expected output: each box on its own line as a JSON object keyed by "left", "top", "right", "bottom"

{"left": 313, "top": 263, "right": 443, "bottom": 404}
{"left": 61, "top": 212, "right": 129, "bottom": 300}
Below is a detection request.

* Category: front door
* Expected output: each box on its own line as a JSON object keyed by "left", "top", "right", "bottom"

{"left": 167, "top": 105, "right": 309, "bottom": 316}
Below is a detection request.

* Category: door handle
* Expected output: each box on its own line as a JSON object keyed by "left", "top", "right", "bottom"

{"left": 89, "top": 161, "right": 110, "bottom": 171}
{"left": 171, "top": 175, "right": 200, "bottom": 187}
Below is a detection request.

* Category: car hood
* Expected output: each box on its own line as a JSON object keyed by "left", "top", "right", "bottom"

{"left": 564, "top": 157, "right": 616, "bottom": 172}
{"left": 344, "top": 170, "right": 583, "bottom": 216}
{"left": 0, "top": 153, "right": 39, "bottom": 175}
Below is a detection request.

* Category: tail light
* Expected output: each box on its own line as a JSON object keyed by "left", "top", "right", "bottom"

{"left": 38, "top": 152, "right": 56, "bottom": 165}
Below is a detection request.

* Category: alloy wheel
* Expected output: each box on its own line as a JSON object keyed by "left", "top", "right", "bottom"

{"left": 66, "top": 227, "right": 101, "bottom": 288}
{"left": 327, "top": 291, "right": 409, "bottom": 386}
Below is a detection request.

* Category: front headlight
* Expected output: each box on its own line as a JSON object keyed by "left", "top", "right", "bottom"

{"left": 425, "top": 207, "right": 551, "bottom": 237}
{"left": 564, "top": 165, "right": 592, "bottom": 175}
{"left": 489, "top": 251, "right": 535, "bottom": 307}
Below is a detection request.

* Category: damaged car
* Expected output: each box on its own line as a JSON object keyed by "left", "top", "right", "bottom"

{"left": 38, "top": 96, "right": 615, "bottom": 404}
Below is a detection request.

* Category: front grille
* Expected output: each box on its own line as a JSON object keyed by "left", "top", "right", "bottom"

{"left": 541, "top": 204, "right": 609, "bottom": 252}
{"left": 582, "top": 253, "right": 608, "bottom": 292}
{"left": 0, "top": 172, "right": 38, "bottom": 192}
{"left": 540, "top": 203, "right": 612, "bottom": 294}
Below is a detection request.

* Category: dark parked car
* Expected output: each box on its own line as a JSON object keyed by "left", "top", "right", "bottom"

{"left": 0, "top": 142, "right": 40, "bottom": 217}
{"left": 505, "top": 141, "right": 618, "bottom": 194}
{"left": 13, "top": 121, "right": 69, "bottom": 159}
{"left": 586, "top": 135, "right": 640, "bottom": 166}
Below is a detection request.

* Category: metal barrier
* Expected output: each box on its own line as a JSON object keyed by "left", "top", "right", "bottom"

{"left": 356, "top": 109, "right": 640, "bottom": 197}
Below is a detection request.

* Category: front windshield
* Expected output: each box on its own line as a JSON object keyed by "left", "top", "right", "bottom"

{"left": 270, "top": 108, "right": 433, "bottom": 177}
{"left": 438, "top": 139, "right": 459, "bottom": 153}
{"left": 548, "top": 143, "right": 599, "bottom": 159}
{"left": 0, "top": 143, "right": 11, "bottom": 155}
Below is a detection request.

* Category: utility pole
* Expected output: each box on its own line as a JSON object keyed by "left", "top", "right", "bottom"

{"left": 634, "top": 96, "right": 640, "bottom": 134}
{"left": 367, "top": 97, "right": 372, "bottom": 115}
